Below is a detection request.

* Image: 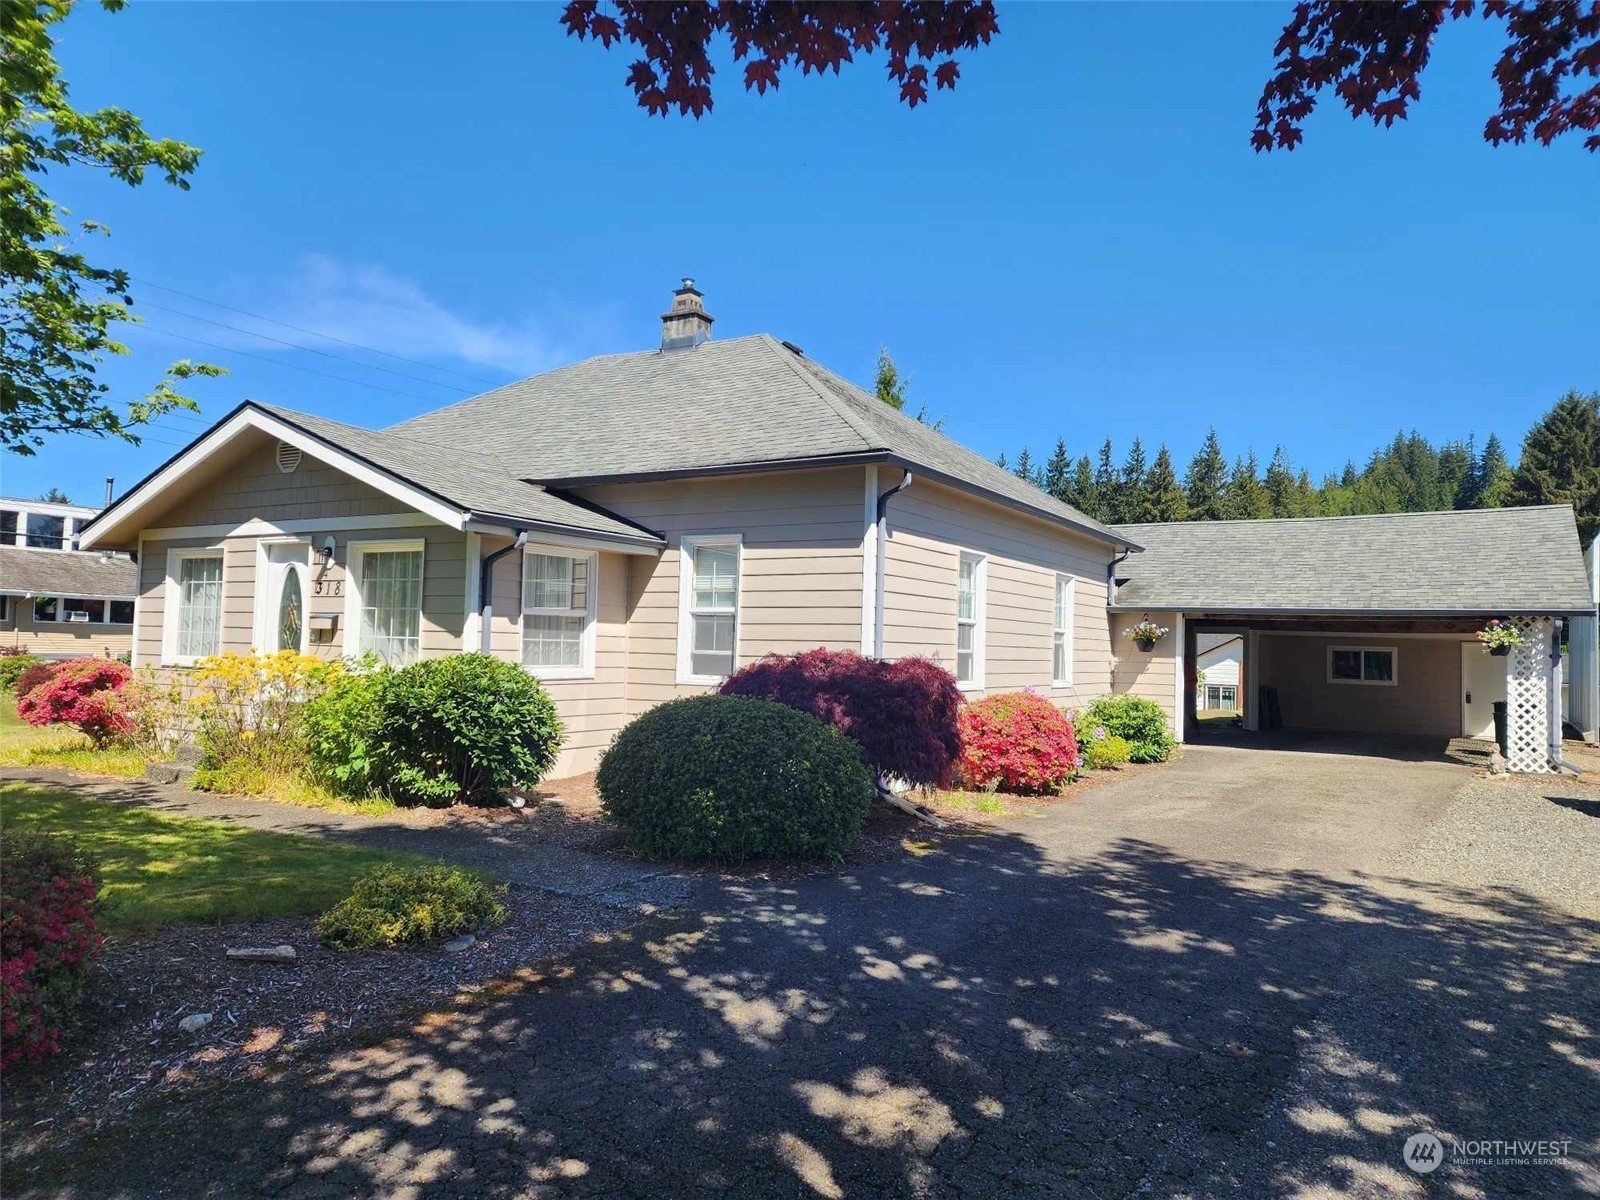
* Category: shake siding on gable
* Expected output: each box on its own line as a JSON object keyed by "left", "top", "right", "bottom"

{"left": 879, "top": 479, "right": 1114, "bottom": 709}
{"left": 576, "top": 468, "right": 866, "bottom": 714}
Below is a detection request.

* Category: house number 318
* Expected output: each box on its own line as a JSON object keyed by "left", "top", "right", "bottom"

{"left": 313, "top": 580, "right": 343, "bottom": 597}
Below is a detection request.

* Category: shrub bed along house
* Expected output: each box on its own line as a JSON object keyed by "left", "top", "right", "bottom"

{"left": 958, "top": 692, "right": 1080, "bottom": 793}
{"left": 597, "top": 694, "right": 874, "bottom": 862}
{"left": 720, "top": 648, "right": 963, "bottom": 788}
{"left": 315, "top": 862, "right": 507, "bottom": 951}
{"left": 0, "top": 829, "right": 102, "bottom": 1071}
{"left": 1081, "top": 695, "right": 1176, "bottom": 763}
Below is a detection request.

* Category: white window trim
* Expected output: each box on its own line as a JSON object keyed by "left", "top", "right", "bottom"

{"left": 676, "top": 533, "right": 741, "bottom": 685}
{"left": 956, "top": 549, "right": 986, "bottom": 692}
{"left": 1326, "top": 644, "right": 1400, "bottom": 687}
{"left": 1052, "top": 574, "right": 1075, "bottom": 688}
{"left": 252, "top": 538, "right": 313, "bottom": 655}
{"left": 520, "top": 544, "right": 598, "bottom": 681}
{"left": 161, "top": 548, "right": 225, "bottom": 666}
{"left": 344, "top": 539, "right": 427, "bottom": 665}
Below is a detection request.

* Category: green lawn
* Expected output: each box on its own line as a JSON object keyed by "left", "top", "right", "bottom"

{"left": 0, "top": 699, "right": 148, "bottom": 777}
{"left": 0, "top": 782, "right": 431, "bottom": 930}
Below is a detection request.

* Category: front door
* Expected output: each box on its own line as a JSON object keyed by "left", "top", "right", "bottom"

{"left": 1461, "top": 641, "right": 1508, "bottom": 739}
{"left": 257, "top": 541, "right": 311, "bottom": 654}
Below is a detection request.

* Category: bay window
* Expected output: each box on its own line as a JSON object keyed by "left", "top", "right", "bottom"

{"left": 521, "top": 548, "right": 596, "bottom": 677}
{"left": 678, "top": 535, "right": 740, "bottom": 683}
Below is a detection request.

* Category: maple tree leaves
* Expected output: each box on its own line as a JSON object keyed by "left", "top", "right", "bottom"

{"left": 560, "top": 1, "right": 999, "bottom": 116}
{"left": 1255, "top": 1, "right": 1600, "bottom": 151}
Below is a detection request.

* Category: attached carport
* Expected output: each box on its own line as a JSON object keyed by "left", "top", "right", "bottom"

{"left": 1110, "top": 506, "right": 1597, "bottom": 772}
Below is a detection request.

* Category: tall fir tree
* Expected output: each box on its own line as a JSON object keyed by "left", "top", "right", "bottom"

{"left": 874, "top": 348, "right": 907, "bottom": 410}
{"left": 1067, "top": 455, "right": 1098, "bottom": 520}
{"left": 995, "top": 450, "right": 1008, "bottom": 472}
{"left": 1264, "top": 446, "right": 1300, "bottom": 517}
{"left": 1184, "top": 427, "right": 1229, "bottom": 521}
{"left": 1117, "top": 438, "right": 1152, "bottom": 523}
{"left": 1012, "top": 447, "right": 1040, "bottom": 487}
{"left": 1146, "top": 445, "right": 1188, "bottom": 522}
{"left": 1224, "top": 451, "right": 1270, "bottom": 520}
{"left": 1478, "top": 433, "right": 1514, "bottom": 508}
{"left": 1043, "top": 438, "right": 1071, "bottom": 501}
{"left": 1093, "top": 438, "right": 1120, "bottom": 526}
{"left": 1508, "top": 390, "right": 1600, "bottom": 545}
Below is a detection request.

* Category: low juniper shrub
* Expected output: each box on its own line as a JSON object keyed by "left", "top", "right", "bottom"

{"left": 315, "top": 862, "right": 507, "bottom": 951}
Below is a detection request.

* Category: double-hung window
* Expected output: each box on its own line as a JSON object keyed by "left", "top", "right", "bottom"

{"left": 956, "top": 550, "right": 985, "bottom": 690}
{"left": 678, "top": 535, "right": 740, "bottom": 683}
{"left": 1053, "top": 574, "right": 1074, "bottom": 686}
{"left": 347, "top": 541, "right": 425, "bottom": 666}
{"left": 164, "top": 551, "right": 223, "bottom": 664}
{"left": 1327, "top": 645, "right": 1397, "bottom": 686}
{"left": 521, "top": 548, "right": 595, "bottom": 677}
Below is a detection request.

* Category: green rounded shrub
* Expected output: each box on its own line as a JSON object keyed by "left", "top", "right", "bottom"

{"left": 1082, "top": 735, "right": 1133, "bottom": 770}
{"left": 315, "top": 862, "right": 506, "bottom": 951}
{"left": 597, "top": 694, "right": 873, "bottom": 862}
{"left": 303, "top": 666, "right": 390, "bottom": 798}
{"left": 0, "top": 653, "right": 43, "bottom": 694}
{"left": 1083, "top": 694, "right": 1176, "bottom": 763}
{"left": 376, "top": 654, "right": 563, "bottom": 807}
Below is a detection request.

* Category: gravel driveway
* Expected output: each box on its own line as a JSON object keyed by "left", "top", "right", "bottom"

{"left": 6, "top": 746, "right": 1597, "bottom": 1199}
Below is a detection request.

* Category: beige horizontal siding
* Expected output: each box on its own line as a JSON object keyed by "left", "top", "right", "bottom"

{"left": 578, "top": 468, "right": 865, "bottom": 717}
{"left": 0, "top": 603, "right": 131, "bottom": 659}
{"left": 1109, "top": 610, "right": 1181, "bottom": 734}
{"left": 1258, "top": 634, "right": 1461, "bottom": 738}
{"left": 881, "top": 478, "right": 1115, "bottom": 712}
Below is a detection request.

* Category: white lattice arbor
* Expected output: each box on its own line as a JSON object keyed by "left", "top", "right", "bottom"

{"left": 1505, "top": 616, "right": 1555, "bottom": 774}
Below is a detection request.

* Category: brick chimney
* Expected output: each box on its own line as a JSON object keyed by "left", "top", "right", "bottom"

{"left": 660, "top": 277, "right": 713, "bottom": 350}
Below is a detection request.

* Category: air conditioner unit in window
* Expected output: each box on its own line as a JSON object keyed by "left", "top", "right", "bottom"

{"left": 68, "top": 610, "right": 91, "bottom": 622}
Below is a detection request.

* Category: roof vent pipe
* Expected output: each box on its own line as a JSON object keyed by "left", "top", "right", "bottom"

{"left": 104, "top": 477, "right": 114, "bottom": 507}
{"left": 479, "top": 531, "right": 529, "bottom": 653}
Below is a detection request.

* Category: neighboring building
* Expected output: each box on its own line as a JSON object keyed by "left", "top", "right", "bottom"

{"left": 1195, "top": 633, "right": 1242, "bottom": 712}
{"left": 0, "top": 542, "right": 138, "bottom": 660}
{"left": 76, "top": 283, "right": 1595, "bottom": 776}
{"left": 0, "top": 495, "right": 102, "bottom": 552}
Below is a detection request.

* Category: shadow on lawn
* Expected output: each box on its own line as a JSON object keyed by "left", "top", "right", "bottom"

{"left": 8, "top": 826, "right": 1598, "bottom": 1199}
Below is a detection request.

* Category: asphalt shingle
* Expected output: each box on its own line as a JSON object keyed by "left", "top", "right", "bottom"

{"left": 0, "top": 545, "right": 137, "bottom": 599}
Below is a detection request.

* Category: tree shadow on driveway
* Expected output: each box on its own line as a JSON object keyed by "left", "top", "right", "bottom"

{"left": 9, "top": 828, "right": 1598, "bottom": 1199}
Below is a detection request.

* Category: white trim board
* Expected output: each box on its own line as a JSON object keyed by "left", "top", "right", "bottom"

{"left": 140, "top": 512, "right": 442, "bottom": 542}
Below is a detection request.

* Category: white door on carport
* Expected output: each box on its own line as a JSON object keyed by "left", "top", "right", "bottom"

{"left": 1461, "top": 641, "right": 1508, "bottom": 739}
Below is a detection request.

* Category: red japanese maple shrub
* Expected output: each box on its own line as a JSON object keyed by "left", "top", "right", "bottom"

{"left": 958, "top": 692, "right": 1080, "bottom": 795}
{"left": 0, "top": 831, "right": 102, "bottom": 1071}
{"left": 720, "top": 649, "right": 963, "bottom": 788}
{"left": 15, "top": 657, "right": 133, "bottom": 746}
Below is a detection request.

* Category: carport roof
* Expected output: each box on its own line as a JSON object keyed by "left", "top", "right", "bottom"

{"left": 1111, "top": 505, "right": 1595, "bottom": 617}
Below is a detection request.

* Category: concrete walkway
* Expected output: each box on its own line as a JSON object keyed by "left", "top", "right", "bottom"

{"left": 0, "top": 767, "right": 684, "bottom": 909}
{"left": 7, "top": 749, "right": 1598, "bottom": 1199}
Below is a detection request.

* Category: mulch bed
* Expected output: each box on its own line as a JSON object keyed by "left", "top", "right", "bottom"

{"left": 0, "top": 885, "right": 638, "bottom": 1157}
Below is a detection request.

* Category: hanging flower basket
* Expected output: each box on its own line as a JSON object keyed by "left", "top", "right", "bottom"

{"left": 1126, "top": 618, "right": 1170, "bottom": 653}
{"left": 1476, "top": 619, "right": 1524, "bottom": 658}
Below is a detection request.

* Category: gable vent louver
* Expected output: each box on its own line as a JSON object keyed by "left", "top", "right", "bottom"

{"left": 275, "top": 441, "right": 303, "bottom": 474}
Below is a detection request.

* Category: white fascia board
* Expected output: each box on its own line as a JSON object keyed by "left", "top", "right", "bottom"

{"left": 78, "top": 407, "right": 468, "bottom": 549}
{"left": 462, "top": 521, "right": 662, "bottom": 556}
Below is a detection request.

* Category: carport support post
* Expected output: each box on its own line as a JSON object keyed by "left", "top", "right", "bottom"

{"left": 1182, "top": 617, "right": 1197, "bottom": 742}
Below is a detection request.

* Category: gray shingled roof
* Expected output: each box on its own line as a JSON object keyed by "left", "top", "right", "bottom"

{"left": 389, "top": 334, "right": 1129, "bottom": 548}
{"left": 1112, "top": 506, "right": 1595, "bottom": 615}
{"left": 253, "top": 405, "right": 666, "bottom": 546}
{"left": 0, "top": 546, "right": 137, "bottom": 599}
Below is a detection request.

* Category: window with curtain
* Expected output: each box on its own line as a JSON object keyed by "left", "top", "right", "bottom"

{"left": 1053, "top": 575, "right": 1074, "bottom": 685}
{"left": 683, "top": 540, "right": 738, "bottom": 680}
{"left": 522, "top": 550, "right": 592, "bottom": 671}
{"left": 176, "top": 555, "right": 223, "bottom": 658}
{"left": 355, "top": 547, "right": 424, "bottom": 665}
{"left": 956, "top": 551, "right": 983, "bottom": 686}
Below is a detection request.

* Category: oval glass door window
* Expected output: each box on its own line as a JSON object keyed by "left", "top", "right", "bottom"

{"left": 277, "top": 568, "right": 304, "bottom": 652}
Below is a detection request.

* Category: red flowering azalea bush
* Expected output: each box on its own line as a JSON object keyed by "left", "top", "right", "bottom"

{"left": 12, "top": 660, "right": 58, "bottom": 699}
{"left": 0, "top": 831, "right": 103, "bottom": 1072}
{"left": 15, "top": 658, "right": 133, "bottom": 747}
{"left": 720, "top": 648, "right": 963, "bottom": 788}
{"left": 958, "top": 692, "right": 1080, "bottom": 794}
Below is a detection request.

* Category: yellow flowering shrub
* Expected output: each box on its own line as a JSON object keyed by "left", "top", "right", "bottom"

{"left": 189, "top": 651, "right": 342, "bottom": 790}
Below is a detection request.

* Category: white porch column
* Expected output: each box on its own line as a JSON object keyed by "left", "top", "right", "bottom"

{"left": 1505, "top": 616, "right": 1556, "bottom": 773}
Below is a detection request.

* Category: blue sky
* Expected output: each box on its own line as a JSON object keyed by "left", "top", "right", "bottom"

{"left": 6, "top": 1, "right": 1596, "bottom": 506}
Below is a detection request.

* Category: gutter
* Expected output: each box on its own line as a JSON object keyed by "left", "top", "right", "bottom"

{"left": 872, "top": 470, "right": 914, "bottom": 658}
{"left": 478, "top": 531, "right": 528, "bottom": 654}
{"left": 1106, "top": 547, "right": 1133, "bottom": 606}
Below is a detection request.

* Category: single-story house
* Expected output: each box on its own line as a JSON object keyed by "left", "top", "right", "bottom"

{"left": 0, "top": 543, "right": 138, "bottom": 660}
{"left": 1195, "top": 634, "right": 1242, "bottom": 712}
{"left": 76, "top": 282, "right": 1595, "bottom": 776}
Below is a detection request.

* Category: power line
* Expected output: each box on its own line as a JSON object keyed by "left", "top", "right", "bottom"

{"left": 130, "top": 277, "right": 505, "bottom": 388}
{"left": 136, "top": 325, "right": 454, "bottom": 405}
{"left": 132, "top": 299, "right": 475, "bottom": 394}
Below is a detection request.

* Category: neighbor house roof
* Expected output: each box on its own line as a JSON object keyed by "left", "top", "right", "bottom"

{"left": 1111, "top": 506, "right": 1595, "bottom": 616}
{"left": 0, "top": 545, "right": 137, "bottom": 599}
{"left": 390, "top": 334, "right": 1133, "bottom": 549}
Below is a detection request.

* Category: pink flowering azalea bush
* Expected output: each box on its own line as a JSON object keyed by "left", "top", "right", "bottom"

{"left": 720, "top": 648, "right": 963, "bottom": 788}
{"left": 957, "top": 692, "right": 1080, "bottom": 794}
{"left": 0, "top": 831, "right": 103, "bottom": 1072}
{"left": 15, "top": 658, "right": 133, "bottom": 747}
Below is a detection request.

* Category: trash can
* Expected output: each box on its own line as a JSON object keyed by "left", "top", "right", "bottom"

{"left": 1492, "top": 700, "right": 1508, "bottom": 759}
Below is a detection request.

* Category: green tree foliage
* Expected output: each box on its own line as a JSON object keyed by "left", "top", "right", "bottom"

{"left": 35, "top": 488, "right": 69, "bottom": 503}
{"left": 1224, "top": 451, "right": 1270, "bottom": 520}
{"left": 1093, "top": 438, "right": 1120, "bottom": 526}
{"left": 1043, "top": 438, "right": 1070, "bottom": 501}
{"left": 874, "top": 347, "right": 907, "bottom": 410}
{"left": 1115, "top": 437, "right": 1151, "bottom": 523}
{"left": 1184, "top": 427, "right": 1229, "bottom": 521}
{"left": 3, "top": 0, "right": 226, "bottom": 456}
{"left": 1478, "top": 433, "right": 1514, "bottom": 509}
{"left": 1145, "top": 445, "right": 1188, "bottom": 523}
{"left": 1067, "top": 455, "right": 1097, "bottom": 521}
{"left": 1508, "top": 390, "right": 1600, "bottom": 546}
{"left": 1012, "top": 447, "right": 1040, "bottom": 488}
